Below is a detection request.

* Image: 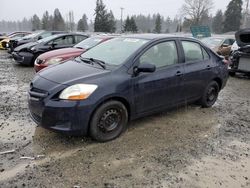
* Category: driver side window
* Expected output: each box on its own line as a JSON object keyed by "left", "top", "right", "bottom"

{"left": 139, "top": 41, "right": 178, "bottom": 68}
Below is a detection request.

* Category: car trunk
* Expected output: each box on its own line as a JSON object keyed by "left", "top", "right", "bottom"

{"left": 233, "top": 29, "right": 250, "bottom": 72}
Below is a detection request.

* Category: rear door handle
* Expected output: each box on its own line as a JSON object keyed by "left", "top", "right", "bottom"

{"left": 175, "top": 71, "right": 183, "bottom": 76}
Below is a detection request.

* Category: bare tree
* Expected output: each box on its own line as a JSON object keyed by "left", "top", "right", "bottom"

{"left": 181, "top": 0, "right": 214, "bottom": 25}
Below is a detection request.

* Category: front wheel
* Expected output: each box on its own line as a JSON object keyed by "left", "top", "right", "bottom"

{"left": 90, "top": 101, "right": 128, "bottom": 142}
{"left": 200, "top": 81, "right": 219, "bottom": 108}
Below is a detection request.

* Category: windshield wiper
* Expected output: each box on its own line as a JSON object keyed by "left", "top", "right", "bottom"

{"left": 78, "top": 56, "right": 93, "bottom": 65}
{"left": 89, "top": 58, "right": 106, "bottom": 69}
{"left": 75, "top": 46, "right": 83, "bottom": 49}
{"left": 78, "top": 57, "right": 106, "bottom": 69}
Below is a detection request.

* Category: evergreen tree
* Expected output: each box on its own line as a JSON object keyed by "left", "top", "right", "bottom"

{"left": 94, "top": 0, "right": 109, "bottom": 32}
{"left": 223, "top": 0, "right": 243, "bottom": 32}
{"left": 130, "top": 17, "right": 137, "bottom": 32}
{"left": 212, "top": 10, "right": 223, "bottom": 34}
{"left": 53, "top": 8, "right": 65, "bottom": 31}
{"left": 41, "top": 11, "right": 50, "bottom": 30}
{"left": 107, "top": 11, "right": 116, "bottom": 33}
{"left": 31, "top": 14, "right": 41, "bottom": 31}
{"left": 48, "top": 15, "right": 54, "bottom": 31}
{"left": 154, "top": 14, "right": 162, "bottom": 33}
{"left": 124, "top": 16, "right": 137, "bottom": 33}
{"left": 77, "top": 14, "right": 88, "bottom": 31}
{"left": 123, "top": 16, "right": 131, "bottom": 32}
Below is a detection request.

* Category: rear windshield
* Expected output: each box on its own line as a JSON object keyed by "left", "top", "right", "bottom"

{"left": 80, "top": 37, "right": 148, "bottom": 66}
{"left": 74, "top": 37, "right": 104, "bottom": 49}
{"left": 201, "top": 37, "right": 223, "bottom": 47}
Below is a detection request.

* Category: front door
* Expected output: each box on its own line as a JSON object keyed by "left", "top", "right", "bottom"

{"left": 132, "top": 40, "right": 185, "bottom": 114}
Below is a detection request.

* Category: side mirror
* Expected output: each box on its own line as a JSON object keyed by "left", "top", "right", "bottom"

{"left": 37, "top": 36, "right": 42, "bottom": 40}
{"left": 51, "top": 42, "right": 58, "bottom": 48}
{"left": 134, "top": 63, "right": 156, "bottom": 76}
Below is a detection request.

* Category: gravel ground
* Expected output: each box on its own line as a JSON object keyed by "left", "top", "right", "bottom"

{"left": 0, "top": 50, "right": 250, "bottom": 188}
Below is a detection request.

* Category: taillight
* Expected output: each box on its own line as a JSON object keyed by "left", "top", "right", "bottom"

{"left": 222, "top": 59, "right": 230, "bottom": 65}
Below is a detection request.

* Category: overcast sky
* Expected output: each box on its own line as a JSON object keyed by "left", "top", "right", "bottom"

{"left": 1, "top": 0, "right": 233, "bottom": 22}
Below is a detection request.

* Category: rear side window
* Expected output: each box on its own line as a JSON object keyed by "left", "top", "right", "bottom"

{"left": 75, "top": 35, "right": 88, "bottom": 44}
{"left": 182, "top": 41, "right": 209, "bottom": 62}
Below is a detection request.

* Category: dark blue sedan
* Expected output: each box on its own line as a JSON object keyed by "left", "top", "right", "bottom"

{"left": 28, "top": 34, "right": 228, "bottom": 142}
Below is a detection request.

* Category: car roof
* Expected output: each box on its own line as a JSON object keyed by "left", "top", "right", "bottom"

{"left": 50, "top": 33, "right": 89, "bottom": 38}
{"left": 121, "top": 33, "right": 198, "bottom": 41}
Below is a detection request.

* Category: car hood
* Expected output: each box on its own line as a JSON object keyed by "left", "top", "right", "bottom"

{"left": 38, "top": 48, "right": 85, "bottom": 60}
{"left": 14, "top": 42, "right": 37, "bottom": 52}
{"left": 38, "top": 59, "right": 110, "bottom": 85}
{"left": 235, "top": 28, "right": 250, "bottom": 47}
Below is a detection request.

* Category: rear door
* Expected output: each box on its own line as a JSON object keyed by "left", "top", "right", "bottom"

{"left": 132, "top": 40, "right": 185, "bottom": 114}
{"left": 180, "top": 40, "right": 215, "bottom": 101}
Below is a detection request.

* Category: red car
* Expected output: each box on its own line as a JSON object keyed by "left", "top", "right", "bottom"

{"left": 34, "top": 35, "right": 114, "bottom": 72}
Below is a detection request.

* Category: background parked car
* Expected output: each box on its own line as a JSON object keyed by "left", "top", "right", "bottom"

{"left": 8, "top": 30, "right": 67, "bottom": 53}
{"left": 229, "top": 28, "right": 250, "bottom": 76}
{"left": 34, "top": 35, "right": 115, "bottom": 72}
{"left": 201, "top": 36, "right": 235, "bottom": 57}
{"left": 0, "top": 32, "right": 31, "bottom": 50}
{"left": 12, "top": 33, "right": 88, "bottom": 66}
{"left": 28, "top": 34, "right": 228, "bottom": 142}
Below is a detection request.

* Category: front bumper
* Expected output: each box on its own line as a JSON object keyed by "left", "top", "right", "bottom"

{"left": 28, "top": 86, "right": 94, "bottom": 135}
{"left": 12, "top": 51, "right": 34, "bottom": 65}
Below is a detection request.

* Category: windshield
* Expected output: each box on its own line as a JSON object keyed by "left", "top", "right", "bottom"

{"left": 201, "top": 37, "right": 223, "bottom": 47}
{"left": 74, "top": 37, "right": 105, "bottom": 49}
{"left": 37, "top": 35, "right": 59, "bottom": 43}
{"left": 22, "top": 31, "right": 42, "bottom": 39}
{"left": 80, "top": 37, "right": 148, "bottom": 66}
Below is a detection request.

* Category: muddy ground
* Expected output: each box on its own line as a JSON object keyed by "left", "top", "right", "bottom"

{"left": 0, "top": 50, "right": 250, "bottom": 188}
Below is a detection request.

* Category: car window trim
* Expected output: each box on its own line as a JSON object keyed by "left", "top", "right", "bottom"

{"left": 135, "top": 39, "right": 180, "bottom": 66}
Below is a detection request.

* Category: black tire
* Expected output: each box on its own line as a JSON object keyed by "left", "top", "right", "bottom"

{"left": 200, "top": 81, "right": 219, "bottom": 108}
{"left": 90, "top": 101, "right": 128, "bottom": 142}
{"left": 31, "top": 53, "right": 40, "bottom": 66}
{"left": 229, "top": 71, "right": 236, "bottom": 77}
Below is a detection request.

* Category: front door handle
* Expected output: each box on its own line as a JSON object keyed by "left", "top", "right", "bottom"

{"left": 175, "top": 71, "right": 183, "bottom": 76}
{"left": 206, "top": 65, "right": 211, "bottom": 70}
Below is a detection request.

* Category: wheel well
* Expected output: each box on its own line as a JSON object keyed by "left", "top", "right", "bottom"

{"left": 87, "top": 97, "right": 131, "bottom": 132}
{"left": 213, "top": 77, "right": 222, "bottom": 90}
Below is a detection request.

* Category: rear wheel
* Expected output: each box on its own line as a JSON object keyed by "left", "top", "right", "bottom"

{"left": 31, "top": 53, "right": 40, "bottom": 66}
{"left": 90, "top": 101, "right": 128, "bottom": 142}
{"left": 200, "top": 81, "right": 219, "bottom": 108}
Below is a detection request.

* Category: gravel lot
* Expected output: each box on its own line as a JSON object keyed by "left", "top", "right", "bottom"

{"left": 0, "top": 50, "right": 250, "bottom": 188}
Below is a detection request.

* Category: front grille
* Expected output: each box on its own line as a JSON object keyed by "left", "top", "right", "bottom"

{"left": 31, "top": 112, "right": 42, "bottom": 123}
{"left": 29, "top": 86, "right": 48, "bottom": 101}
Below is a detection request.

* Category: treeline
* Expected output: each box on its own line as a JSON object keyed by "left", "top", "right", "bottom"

{"left": 0, "top": 0, "right": 248, "bottom": 34}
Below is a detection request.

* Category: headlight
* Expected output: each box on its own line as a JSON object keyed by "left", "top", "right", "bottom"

{"left": 46, "top": 57, "right": 63, "bottom": 65}
{"left": 59, "top": 84, "right": 98, "bottom": 100}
